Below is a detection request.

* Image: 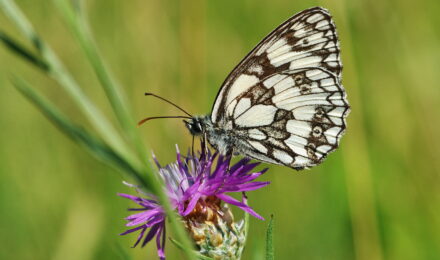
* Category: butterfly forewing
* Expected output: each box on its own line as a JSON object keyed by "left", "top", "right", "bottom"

{"left": 210, "top": 7, "right": 349, "bottom": 169}
{"left": 212, "top": 7, "right": 342, "bottom": 124}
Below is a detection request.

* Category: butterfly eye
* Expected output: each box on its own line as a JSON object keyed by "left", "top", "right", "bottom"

{"left": 196, "top": 123, "right": 203, "bottom": 132}
{"left": 191, "top": 120, "right": 203, "bottom": 134}
{"left": 185, "top": 119, "right": 203, "bottom": 136}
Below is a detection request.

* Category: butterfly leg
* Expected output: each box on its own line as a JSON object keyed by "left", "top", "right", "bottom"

{"left": 201, "top": 132, "right": 209, "bottom": 159}
{"left": 225, "top": 148, "right": 234, "bottom": 173}
{"left": 191, "top": 135, "right": 195, "bottom": 157}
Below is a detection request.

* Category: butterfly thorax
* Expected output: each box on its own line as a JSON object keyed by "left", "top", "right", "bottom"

{"left": 185, "top": 115, "right": 237, "bottom": 155}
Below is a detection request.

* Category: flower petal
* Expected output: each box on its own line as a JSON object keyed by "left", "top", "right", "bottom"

{"left": 216, "top": 194, "right": 264, "bottom": 220}
{"left": 132, "top": 227, "right": 147, "bottom": 248}
{"left": 221, "top": 181, "right": 270, "bottom": 193}
{"left": 119, "top": 225, "right": 145, "bottom": 236}
{"left": 141, "top": 224, "right": 161, "bottom": 247}
{"left": 182, "top": 192, "right": 202, "bottom": 216}
{"left": 156, "top": 224, "right": 166, "bottom": 260}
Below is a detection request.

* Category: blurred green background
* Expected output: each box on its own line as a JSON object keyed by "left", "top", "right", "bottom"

{"left": 1, "top": 0, "right": 439, "bottom": 259}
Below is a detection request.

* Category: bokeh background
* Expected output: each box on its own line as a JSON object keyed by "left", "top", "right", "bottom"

{"left": 1, "top": 0, "right": 439, "bottom": 259}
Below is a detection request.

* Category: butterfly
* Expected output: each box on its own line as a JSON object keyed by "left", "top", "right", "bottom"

{"left": 142, "top": 7, "right": 350, "bottom": 170}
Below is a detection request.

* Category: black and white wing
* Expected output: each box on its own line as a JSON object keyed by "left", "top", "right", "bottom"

{"left": 210, "top": 7, "right": 350, "bottom": 169}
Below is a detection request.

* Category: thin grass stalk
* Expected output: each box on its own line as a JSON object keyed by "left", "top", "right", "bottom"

{"left": 52, "top": 0, "right": 154, "bottom": 186}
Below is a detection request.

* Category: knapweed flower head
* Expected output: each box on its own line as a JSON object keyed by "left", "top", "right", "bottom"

{"left": 119, "top": 146, "right": 269, "bottom": 259}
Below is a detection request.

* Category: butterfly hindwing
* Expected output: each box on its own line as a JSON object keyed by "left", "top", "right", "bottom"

{"left": 224, "top": 68, "right": 348, "bottom": 169}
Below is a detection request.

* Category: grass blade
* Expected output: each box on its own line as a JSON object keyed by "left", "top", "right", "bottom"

{"left": 266, "top": 215, "right": 274, "bottom": 260}
{"left": 12, "top": 77, "right": 152, "bottom": 191}
{"left": 0, "top": 31, "right": 48, "bottom": 70}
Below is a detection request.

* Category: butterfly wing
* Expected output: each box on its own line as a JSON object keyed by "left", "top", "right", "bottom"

{"left": 210, "top": 7, "right": 349, "bottom": 169}
{"left": 231, "top": 68, "right": 349, "bottom": 169}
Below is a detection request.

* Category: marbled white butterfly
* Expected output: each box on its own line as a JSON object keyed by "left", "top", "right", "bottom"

{"left": 143, "top": 7, "right": 350, "bottom": 170}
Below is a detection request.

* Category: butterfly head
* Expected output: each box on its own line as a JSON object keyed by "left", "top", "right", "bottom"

{"left": 184, "top": 115, "right": 213, "bottom": 136}
{"left": 184, "top": 117, "right": 205, "bottom": 136}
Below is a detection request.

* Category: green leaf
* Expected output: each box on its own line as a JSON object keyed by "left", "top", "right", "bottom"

{"left": 12, "top": 77, "right": 150, "bottom": 191}
{"left": 169, "top": 238, "right": 214, "bottom": 260}
{"left": 0, "top": 31, "right": 48, "bottom": 70}
{"left": 266, "top": 215, "right": 274, "bottom": 260}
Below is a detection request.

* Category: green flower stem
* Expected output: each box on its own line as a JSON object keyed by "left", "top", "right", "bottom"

{"left": 243, "top": 193, "right": 250, "bottom": 246}
{"left": 265, "top": 215, "right": 274, "bottom": 260}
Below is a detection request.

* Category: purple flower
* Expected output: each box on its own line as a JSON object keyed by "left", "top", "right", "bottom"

{"left": 119, "top": 146, "right": 269, "bottom": 259}
{"left": 118, "top": 183, "right": 166, "bottom": 259}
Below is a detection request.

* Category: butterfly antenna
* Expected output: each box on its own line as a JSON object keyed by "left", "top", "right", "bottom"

{"left": 145, "top": 92, "right": 193, "bottom": 117}
{"left": 138, "top": 116, "right": 191, "bottom": 127}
